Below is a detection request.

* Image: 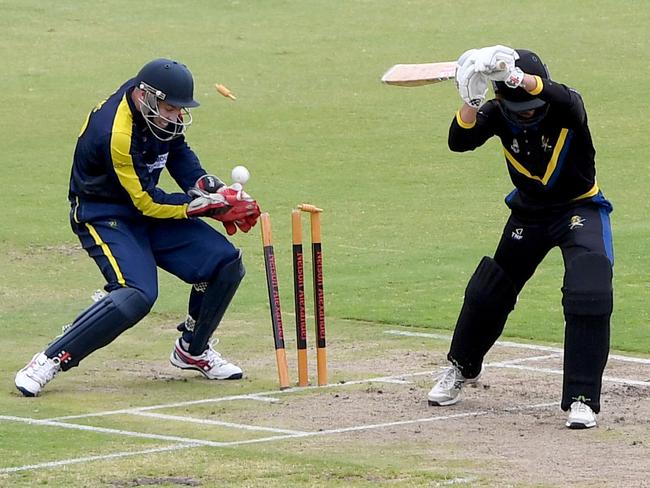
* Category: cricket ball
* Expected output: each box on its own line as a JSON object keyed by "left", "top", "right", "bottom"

{"left": 231, "top": 165, "right": 250, "bottom": 185}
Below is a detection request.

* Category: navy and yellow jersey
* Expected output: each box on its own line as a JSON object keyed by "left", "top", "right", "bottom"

{"left": 69, "top": 78, "right": 206, "bottom": 220}
{"left": 448, "top": 77, "right": 603, "bottom": 214}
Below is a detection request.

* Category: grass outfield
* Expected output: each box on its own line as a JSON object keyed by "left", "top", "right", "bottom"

{"left": 2, "top": 1, "right": 650, "bottom": 486}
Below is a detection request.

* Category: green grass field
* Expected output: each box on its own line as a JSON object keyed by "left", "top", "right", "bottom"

{"left": 2, "top": 1, "right": 650, "bottom": 486}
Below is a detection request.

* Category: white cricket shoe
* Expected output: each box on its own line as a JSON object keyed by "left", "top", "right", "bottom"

{"left": 427, "top": 365, "right": 480, "bottom": 406}
{"left": 566, "top": 400, "right": 597, "bottom": 429}
{"left": 170, "top": 339, "right": 243, "bottom": 380}
{"left": 15, "top": 352, "right": 61, "bottom": 397}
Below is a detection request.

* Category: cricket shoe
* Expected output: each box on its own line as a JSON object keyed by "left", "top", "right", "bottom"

{"left": 566, "top": 400, "right": 597, "bottom": 429}
{"left": 427, "top": 364, "right": 481, "bottom": 406}
{"left": 170, "top": 338, "right": 243, "bottom": 380}
{"left": 15, "top": 352, "right": 61, "bottom": 397}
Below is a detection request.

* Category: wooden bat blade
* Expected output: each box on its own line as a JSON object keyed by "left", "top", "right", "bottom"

{"left": 381, "top": 61, "right": 458, "bottom": 87}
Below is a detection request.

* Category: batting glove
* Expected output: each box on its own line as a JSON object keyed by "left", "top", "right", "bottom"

{"left": 456, "top": 60, "right": 488, "bottom": 108}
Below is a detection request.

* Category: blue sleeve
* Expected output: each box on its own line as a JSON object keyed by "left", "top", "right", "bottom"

{"left": 166, "top": 137, "right": 208, "bottom": 193}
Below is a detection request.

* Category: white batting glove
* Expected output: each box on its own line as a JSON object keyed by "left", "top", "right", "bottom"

{"left": 473, "top": 45, "right": 518, "bottom": 73}
{"left": 456, "top": 48, "right": 479, "bottom": 68}
{"left": 484, "top": 61, "right": 525, "bottom": 88}
{"left": 456, "top": 60, "right": 488, "bottom": 108}
{"left": 473, "top": 45, "right": 525, "bottom": 89}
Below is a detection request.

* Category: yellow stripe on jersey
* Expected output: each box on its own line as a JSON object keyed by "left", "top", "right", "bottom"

{"left": 78, "top": 112, "right": 92, "bottom": 138}
{"left": 572, "top": 182, "right": 599, "bottom": 201}
{"left": 85, "top": 223, "right": 126, "bottom": 286}
{"left": 110, "top": 94, "right": 188, "bottom": 219}
{"left": 455, "top": 110, "right": 476, "bottom": 129}
{"left": 78, "top": 98, "right": 108, "bottom": 138}
{"left": 503, "top": 128, "right": 569, "bottom": 185}
{"left": 529, "top": 75, "right": 543, "bottom": 96}
{"left": 72, "top": 196, "right": 81, "bottom": 224}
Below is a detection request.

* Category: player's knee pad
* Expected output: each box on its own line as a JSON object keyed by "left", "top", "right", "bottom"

{"left": 46, "top": 287, "right": 153, "bottom": 369}
{"left": 188, "top": 252, "right": 245, "bottom": 355}
{"left": 215, "top": 251, "right": 246, "bottom": 284}
{"left": 562, "top": 253, "right": 613, "bottom": 316}
{"left": 465, "top": 256, "right": 518, "bottom": 314}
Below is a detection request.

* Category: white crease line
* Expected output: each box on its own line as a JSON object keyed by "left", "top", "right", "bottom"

{"left": 0, "top": 444, "right": 195, "bottom": 474}
{"left": 0, "top": 401, "right": 558, "bottom": 473}
{"left": 503, "top": 401, "right": 558, "bottom": 412}
{"left": 489, "top": 353, "right": 562, "bottom": 366}
{"left": 337, "top": 244, "right": 406, "bottom": 254}
{"left": 130, "top": 411, "right": 308, "bottom": 435}
{"left": 247, "top": 393, "right": 282, "bottom": 402}
{"left": 207, "top": 411, "right": 491, "bottom": 447}
{"left": 436, "top": 477, "right": 478, "bottom": 486}
{"left": 489, "top": 363, "right": 650, "bottom": 387}
{"left": 0, "top": 415, "right": 229, "bottom": 447}
{"left": 370, "top": 378, "right": 413, "bottom": 384}
{"left": 385, "top": 329, "right": 650, "bottom": 364}
{"left": 44, "top": 373, "right": 432, "bottom": 422}
{"left": 36, "top": 359, "right": 648, "bottom": 427}
{"left": 49, "top": 394, "right": 279, "bottom": 421}
{"left": 213, "top": 401, "right": 558, "bottom": 447}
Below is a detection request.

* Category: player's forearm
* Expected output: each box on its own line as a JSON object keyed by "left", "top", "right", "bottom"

{"left": 458, "top": 104, "right": 478, "bottom": 125}
{"left": 520, "top": 74, "right": 539, "bottom": 93}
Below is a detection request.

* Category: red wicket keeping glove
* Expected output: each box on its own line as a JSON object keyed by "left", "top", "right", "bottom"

{"left": 186, "top": 193, "right": 230, "bottom": 218}
{"left": 212, "top": 186, "right": 261, "bottom": 235}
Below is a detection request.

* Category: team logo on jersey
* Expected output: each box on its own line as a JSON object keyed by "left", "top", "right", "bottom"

{"left": 108, "top": 219, "right": 118, "bottom": 228}
{"left": 147, "top": 152, "right": 169, "bottom": 173}
{"left": 510, "top": 138, "right": 520, "bottom": 154}
{"left": 541, "top": 135, "right": 553, "bottom": 152}
{"left": 569, "top": 215, "right": 586, "bottom": 230}
{"left": 511, "top": 228, "right": 524, "bottom": 240}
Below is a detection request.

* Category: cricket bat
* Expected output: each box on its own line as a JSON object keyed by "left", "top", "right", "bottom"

{"left": 381, "top": 61, "right": 458, "bottom": 87}
{"left": 381, "top": 60, "right": 507, "bottom": 87}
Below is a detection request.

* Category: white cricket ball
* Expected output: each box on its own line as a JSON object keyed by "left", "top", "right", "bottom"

{"left": 231, "top": 165, "right": 250, "bottom": 185}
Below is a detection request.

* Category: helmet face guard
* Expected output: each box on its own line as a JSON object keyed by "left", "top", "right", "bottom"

{"left": 138, "top": 83, "right": 193, "bottom": 141}
{"left": 493, "top": 49, "right": 550, "bottom": 127}
{"left": 135, "top": 59, "right": 200, "bottom": 141}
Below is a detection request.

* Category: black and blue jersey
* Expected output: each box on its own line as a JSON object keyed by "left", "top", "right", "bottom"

{"left": 448, "top": 77, "right": 604, "bottom": 215}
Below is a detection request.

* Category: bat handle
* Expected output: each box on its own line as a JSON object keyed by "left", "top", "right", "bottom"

{"left": 496, "top": 60, "right": 508, "bottom": 70}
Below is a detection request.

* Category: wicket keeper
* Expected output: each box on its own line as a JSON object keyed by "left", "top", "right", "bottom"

{"left": 16, "top": 58, "right": 260, "bottom": 396}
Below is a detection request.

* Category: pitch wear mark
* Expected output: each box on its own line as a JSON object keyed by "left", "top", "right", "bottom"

{"left": 511, "top": 228, "right": 524, "bottom": 240}
{"left": 569, "top": 215, "right": 586, "bottom": 230}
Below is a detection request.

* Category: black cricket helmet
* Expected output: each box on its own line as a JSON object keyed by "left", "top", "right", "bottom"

{"left": 136, "top": 58, "right": 199, "bottom": 140}
{"left": 493, "top": 49, "right": 550, "bottom": 114}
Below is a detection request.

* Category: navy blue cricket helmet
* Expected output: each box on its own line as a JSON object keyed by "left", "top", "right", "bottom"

{"left": 135, "top": 58, "right": 199, "bottom": 140}
{"left": 136, "top": 58, "right": 199, "bottom": 108}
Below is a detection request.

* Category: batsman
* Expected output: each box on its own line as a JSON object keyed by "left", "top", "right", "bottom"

{"left": 427, "top": 45, "right": 614, "bottom": 429}
{"left": 15, "top": 58, "right": 260, "bottom": 396}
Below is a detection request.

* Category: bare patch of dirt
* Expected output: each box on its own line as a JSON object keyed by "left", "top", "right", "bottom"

{"left": 71, "top": 328, "right": 650, "bottom": 487}
{"left": 108, "top": 477, "right": 200, "bottom": 487}
{"left": 28, "top": 243, "right": 83, "bottom": 256}
{"left": 206, "top": 341, "right": 650, "bottom": 488}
